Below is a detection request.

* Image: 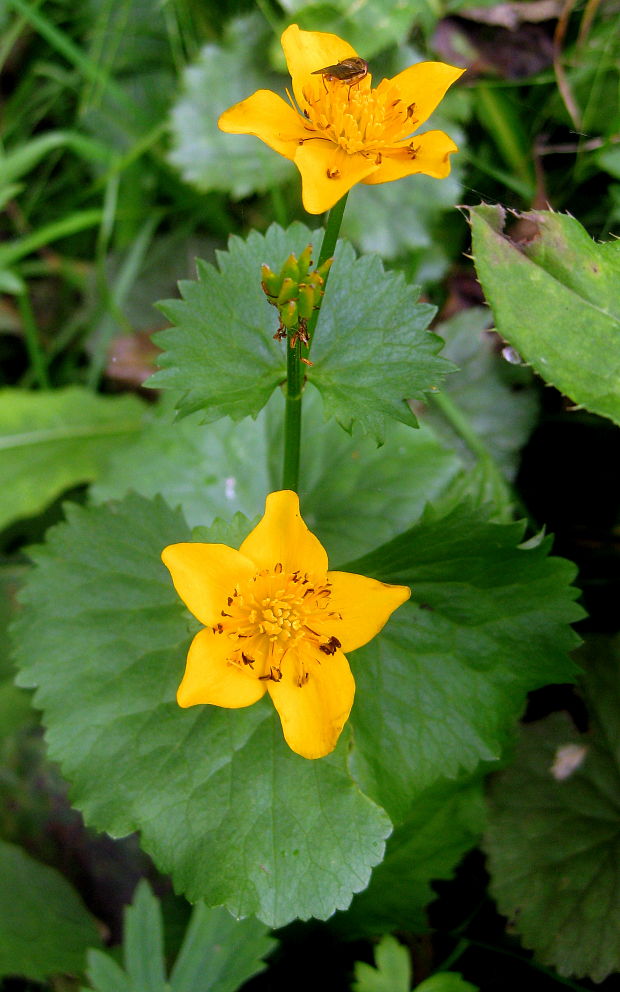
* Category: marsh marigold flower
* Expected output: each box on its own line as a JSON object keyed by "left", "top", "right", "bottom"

{"left": 162, "top": 491, "right": 410, "bottom": 759}
{"left": 218, "top": 24, "right": 464, "bottom": 214}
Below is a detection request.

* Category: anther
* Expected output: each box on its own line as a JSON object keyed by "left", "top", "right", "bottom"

{"left": 319, "top": 635, "right": 341, "bottom": 656}
{"left": 326, "top": 167, "right": 341, "bottom": 179}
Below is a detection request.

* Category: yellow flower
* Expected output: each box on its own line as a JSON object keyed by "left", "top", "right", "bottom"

{"left": 162, "top": 491, "right": 410, "bottom": 759}
{"left": 218, "top": 24, "right": 464, "bottom": 214}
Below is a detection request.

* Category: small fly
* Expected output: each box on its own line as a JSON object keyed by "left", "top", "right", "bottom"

{"left": 311, "top": 56, "right": 368, "bottom": 93}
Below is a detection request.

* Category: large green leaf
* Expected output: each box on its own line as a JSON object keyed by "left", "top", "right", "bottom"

{"left": 469, "top": 204, "right": 620, "bottom": 426}
{"left": 91, "top": 387, "right": 464, "bottom": 564}
{"left": 168, "top": 16, "right": 292, "bottom": 198}
{"left": 336, "top": 777, "right": 485, "bottom": 936}
{"left": 344, "top": 504, "right": 583, "bottom": 821}
{"left": 12, "top": 494, "right": 390, "bottom": 928}
{"left": 484, "top": 638, "right": 620, "bottom": 983}
{"left": 0, "top": 387, "right": 145, "bottom": 531}
{"left": 0, "top": 839, "right": 101, "bottom": 981}
{"left": 149, "top": 223, "right": 451, "bottom": 440}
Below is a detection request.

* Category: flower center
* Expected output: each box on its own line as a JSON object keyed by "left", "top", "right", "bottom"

{"left": 214, "top": 564, "right": 341, "bottom": 686}
{"left": 300, "top": 77, "right": 419, "bottom": 157}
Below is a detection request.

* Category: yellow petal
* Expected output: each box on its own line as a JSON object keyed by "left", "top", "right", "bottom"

{"left": 362, "top": 130, "right": 458, "bottom": 185}
{"left": 177, "top": 628, "right": 267, "bottom": 708}
{"left": 327, "top": 571, "right": 410, "bottom": 652}
{"left": 294, "top": 142, "right": 379, "bottom": 214}
{"left": 162, "top": 543, "right": 256, "bottom": 626}
{"left": 239, "top": 490, "right": 328, "bottom": 575}
{"left": 218, "top": 89, "right": 306, "bottom": 160}
{"left": 390, "top": 62, "right": 465, "bottom": 130}
{"left": 268, "top": 646, "right": 355, "bottom": 758}
{"left": 281, "top": 23, "right": 358, "bottom": 113}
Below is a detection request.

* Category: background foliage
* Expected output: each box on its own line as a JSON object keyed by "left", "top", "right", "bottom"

{"left": 1, "top": 0, "right": 619, "bottom": 989}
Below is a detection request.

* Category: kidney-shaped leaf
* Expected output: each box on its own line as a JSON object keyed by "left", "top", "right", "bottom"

{"left": 12, "top": 494, "right": 390, "bottom": 928}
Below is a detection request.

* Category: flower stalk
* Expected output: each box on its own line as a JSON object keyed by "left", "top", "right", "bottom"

{"left": 281, "top": 194, "right": 348, "bottom": 490}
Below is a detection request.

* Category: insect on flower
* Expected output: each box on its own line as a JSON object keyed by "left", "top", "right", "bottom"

{"left": 311, "top": 56, "right": 369, "bottom": 93}
{"left": 218, "top": 24, "right": 464, "bottom": 214}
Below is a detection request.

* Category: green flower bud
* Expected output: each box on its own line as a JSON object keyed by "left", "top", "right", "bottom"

{"left": 261, "top": 264, "right": 281, "bottom": 301}
{"left": 317, "top": 257, "right": 334, "bottom": 280}
{"left": 280, "top": 253, "right": 300, "bottom": 284}
{"left": 277, "top": 277, "right": 298, "bottom": 306}
{"left": 280, "top": 299, "right": 298, "bottom": 329}
{"left": 297, "top": 244, "right": 313, "bottom": 280}
{"left": 297, "top": 284, "right": 315, "bottom": 321}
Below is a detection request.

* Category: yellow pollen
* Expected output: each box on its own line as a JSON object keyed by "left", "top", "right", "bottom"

{"left": 300, "top": 78, "right": 417, "bottom": 157}
{"left": 216, "top": 565, "right": 339, "bottom": 686}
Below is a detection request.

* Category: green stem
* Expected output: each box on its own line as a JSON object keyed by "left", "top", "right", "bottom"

{"left": 282, "top": 335, "right": 303, "bottom": 490}
{"left": 307, "top": 191, "right": 348, "bottom": 345}
{"left": 281, "top": 193, "right": 348, "bottom": 491}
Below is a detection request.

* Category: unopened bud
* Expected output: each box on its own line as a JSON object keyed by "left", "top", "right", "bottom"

{"left": 281, "top": 253, "right": 300, "bottom": 284}
{"left": 277, "top": 277, "right": 298, "bottom": 306}
{"left": 297, "top": 284, "right": 315, "bottom": 321}
{"left": 261, "top": 264, "right": 280, "bottom": 301}
{"left": 297, "top": 244, "right": 313, "bottom": 280}
{"left": 280, "top": 299, "right": 298, "bottom": 329}
{"left": 317, "top": 257, "right": 334, "bottom": 280}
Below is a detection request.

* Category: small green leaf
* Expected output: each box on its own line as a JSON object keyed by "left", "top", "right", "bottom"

{"left": 338, "top": 778, "right": 485, "bottom": 936}
{"left": 485, "top": 637, "right": 620, "bottom": 983}
{"left": 417, "top": 973, "right": 478, "bottom": 992}
{"left": 468, "top": 204, "right": 620, "bottom": 426}
{"left": 149, "top": 224, "right": 303, "bottom": 422}
{"left": 353, "top": 935, "right": 411, "bottom": 992}
{"left": 0, "top": 840, "right": 101, "bottom": 981}
{"left": 12, "top": 494, "right": 391, "bottom": 927}
{"left": 170, "top": 904, "right": 275, "bottom": 992}
{"left": 169, "top": 16, "right": 292, "bottom": 198}
{"left": 123, "top": 881, "right": 167, "bottom": 992}
{"left": 0, "top": 387, "right": 145, "bottom": 531}
{"left": 84, "top": 949, "right": 131, "bottom": 992}
{"left": 308, "top": 243, "right": 452, "bottom": 441}
{"left": 150, "top": 224, "right": 451, "bottom": 440}
{"left": 344, "top": 503, "right": 583, "bottom": 822}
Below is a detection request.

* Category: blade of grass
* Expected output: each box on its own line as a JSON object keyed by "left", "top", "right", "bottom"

{"left": 17, "top": 284, "right": 50, "bottom": 389}
{"left": 6, "top": 0, "right": 138, "bottom": 116}
{"left": 474, "top": 84, "right": 536, "bottom": 195}
{"left": 0, "top": 210, "right": 103, "bottom": 269}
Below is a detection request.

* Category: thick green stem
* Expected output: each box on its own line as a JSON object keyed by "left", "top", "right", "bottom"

{"left": 282, "top": 335, "right": 303, "bottom": 490}
{"left": 281, "top": 193, "right": 348, "bottom": 491}
{"left": 307, "top": 191, "right": 348, "bottom": 346}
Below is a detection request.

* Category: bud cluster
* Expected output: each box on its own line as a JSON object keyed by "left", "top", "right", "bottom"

{"left": 261, "top": 246, "right": 333, "bottom": 357}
